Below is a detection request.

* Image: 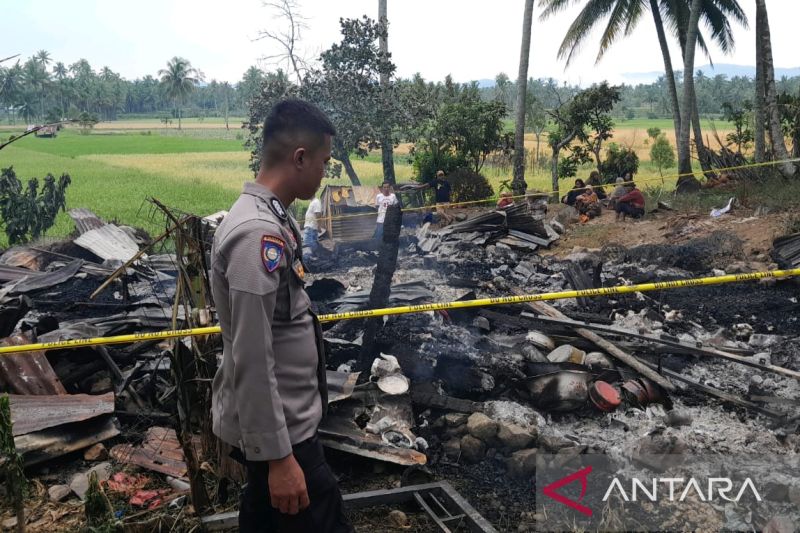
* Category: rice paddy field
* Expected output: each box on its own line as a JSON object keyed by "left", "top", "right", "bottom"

{"left": 0, "top": 117, "right": 731, "bottom": 242}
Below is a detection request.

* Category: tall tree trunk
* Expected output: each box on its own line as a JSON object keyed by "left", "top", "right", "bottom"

{"left": 650, "top": 0, "right": 681, "bottom": 140}
{"left": 691, "top": 98, "right": 714, "bottom": 174}
{"left": 335, "top": 138, "right": 361, "bottom": 186}
{"left": 378, "top": 0, "right": 396, "bottom": 185}
{"left": 754, "top": 16, "right": 767, "bottom": 164}
{"left": 677, "top": 0, "right": 702, "bottom": 186}
{"left": 512, "top": 0, "right": 535, "bottom": 196}
{"left": 550, "top": 149, "right": 560, "bottom": 201}
{"left": 756, "top": 0, "right": 796, "bottom": 177}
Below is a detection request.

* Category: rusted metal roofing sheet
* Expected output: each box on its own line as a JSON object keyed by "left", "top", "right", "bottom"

{"left": 68, "top": 208, "right": 106, "bottom": 234}
{"left": 111, "top": 426, "right": 188, "bottom": 478}
{"left": 0, "top": 331, "right": 67, "bottom": 395}
{"left": 74, "top": 224, "right": 140, "bottom": 262}
{"left": 0, "top": 247, "right": 48, "bottom": 271}
{"left": 16, "top": 415, "right": 120, "bottom": 466}
{"left": 9, "top": 392, "right": 115, "bottom": 436}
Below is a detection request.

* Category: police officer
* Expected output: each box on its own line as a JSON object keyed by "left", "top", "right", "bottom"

{"left": 210, "top": 99, "right": 352, "bottom": 532}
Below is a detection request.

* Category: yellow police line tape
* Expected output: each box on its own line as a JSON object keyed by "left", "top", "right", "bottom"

{"left": 1, "top": 268, "right": 799, "bottom": 357}
{"left": 314, "top": 157, "right": 800, "bottom": 224}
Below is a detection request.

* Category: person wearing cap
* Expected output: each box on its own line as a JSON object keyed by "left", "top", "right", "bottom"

{"left": 434, "top": 170, "right": 454, "bottom": 225}
{"left": 608, "top": 177, "right": 628, "bottom": 210}
{"left": 575, "top": 185, "right": 601, "bottom": 223}
{"left": 615, "top": 181, "right": 646, "bottom": 221}
{"left": 210, "top": 98, "right": 352, "bottom": 532}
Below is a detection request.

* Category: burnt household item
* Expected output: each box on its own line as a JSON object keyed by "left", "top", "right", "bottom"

{"left": 524, "top": 368, "right": 591, "bottom": 412}
{"left": 588, "top": 381, "right": 622, "bottom": 412}
{"left": 622, "top": 380, "right": 649, "bottom": 407}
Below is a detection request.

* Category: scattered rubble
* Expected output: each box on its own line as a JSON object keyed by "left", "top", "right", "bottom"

{"left": 0, "top": 201, "right": 797, "bottom": 532}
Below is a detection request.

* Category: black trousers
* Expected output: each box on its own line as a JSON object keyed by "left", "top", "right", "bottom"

{"left": 615, "top": 202, "right": 644, "bottom": 218}
{"left": 236, "top": 435, "right": 353, "bottom": 533}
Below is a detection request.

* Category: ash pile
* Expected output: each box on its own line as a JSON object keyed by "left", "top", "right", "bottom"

{"left": 305, "top": 216, "right": 800, "bottom": 530}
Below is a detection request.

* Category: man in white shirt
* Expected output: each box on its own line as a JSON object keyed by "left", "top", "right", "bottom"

{"left": 303, "top": 196, "right": 323, "bottom": 253}
{"left": 373, "top": 181, "right": 398, "bottom": 240}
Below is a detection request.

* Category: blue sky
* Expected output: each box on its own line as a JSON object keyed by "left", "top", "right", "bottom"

{"left": 2, "top": 0, "right": 796, "bottom": 86}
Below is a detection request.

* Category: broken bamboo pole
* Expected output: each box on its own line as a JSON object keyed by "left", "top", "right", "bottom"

{"left": 521, "top": 313, "right": 800, "bottom": 382}
{"left": 510, "top": 290, "right": 676, "bottom": 391}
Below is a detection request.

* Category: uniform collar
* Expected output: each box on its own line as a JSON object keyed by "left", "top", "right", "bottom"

{"left": 243, "top": 182, "right": 289, "bottom": 221}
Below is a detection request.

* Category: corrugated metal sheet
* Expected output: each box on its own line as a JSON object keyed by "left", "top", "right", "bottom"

{"left": 111, "top": 426, "right": 188, "bottom": 478}
{"left": 9, "top": 392, "right": 115, "bottom": 436}
{"left": 0, "top": 331, "right": 67, "bottom": 395}
{"left": 15, "top": 415, "right": 120, "bottom": 466}
{"left": 68, "top": 208, "right": 105, "bottom": 234}
{"left": 8, "top": 259, "right": 83, "bottom": 294}
{"left": 0, "top": 247, "right": 47, "bottom": 271}
{"left": 74, "top": 224, "right": 140, "bottom": 262}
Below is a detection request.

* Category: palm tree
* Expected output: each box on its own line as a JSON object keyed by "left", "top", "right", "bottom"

{"left": 35, "top": 50, "right": 51, "bottom": 67}
{"left": 53, "top": 62, "right": 67, "bottom": 114}
{"left": 23, "top": 59, "right": 49, "bottom": 120}
{"left": 677, "top": 0, "right": 703, "bottom": 176}
{"left": 158, "top": 57, "right": 199, "bottom": 130}
{"left": 539, "top": 0, "right": 747, "bottom": 168}
{"left": 755, "top": 0, "right": 795, "bottom": 176}
{"left": 512, "top": 0, "right": 535, "bottom": 196}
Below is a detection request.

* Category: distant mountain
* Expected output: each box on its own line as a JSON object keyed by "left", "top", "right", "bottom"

{"left": 623, "top": 63, "right": 800, "bottom": 84}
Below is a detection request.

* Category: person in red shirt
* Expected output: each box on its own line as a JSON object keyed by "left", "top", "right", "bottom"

{"left": 497, "top": 191, "right": 514, "bottom": 209}
{"left": 615, "top": 182, "right": 645, "bottom": 221}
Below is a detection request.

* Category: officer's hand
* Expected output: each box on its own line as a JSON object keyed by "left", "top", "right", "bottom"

{"left": 268, "top": 454, "right": 310, "bottom": 515}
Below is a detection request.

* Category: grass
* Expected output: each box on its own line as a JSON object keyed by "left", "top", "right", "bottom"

{"left": 0, "top": 144, "right": 241, "bottom": 241}
{"left": 7, "top": 128, "right": 243, "bottom": 156}
{"left": 0, "top": 116, "right": 784, "bottom": 248}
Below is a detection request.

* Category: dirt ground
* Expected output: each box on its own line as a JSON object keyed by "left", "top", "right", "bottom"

{"left": 543, "top": 202, "right": 793, "bottom": 259}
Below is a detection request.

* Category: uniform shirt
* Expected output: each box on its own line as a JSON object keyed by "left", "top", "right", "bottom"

{"left": 375, "top": 192, "right": 397, "bottom": 224}
{"left": 304, "top": 198, "right": 323, "bottom": 231}
{"left": 210, "top": 182, "right": 325, "bottom": 462}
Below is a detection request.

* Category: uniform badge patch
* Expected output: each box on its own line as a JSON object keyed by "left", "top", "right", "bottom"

{"left": 261, "top": 235, "right": 285, "bottom": 272}
{"left": 270, "top": 198, "right": 287, "bottom": 220}
{"left": 293, "top": 259, "right": 305, "bottom": 280}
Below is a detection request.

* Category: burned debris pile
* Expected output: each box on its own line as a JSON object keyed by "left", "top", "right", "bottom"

{"left": 0, "top": 197, "right": 798, "bottom": 532}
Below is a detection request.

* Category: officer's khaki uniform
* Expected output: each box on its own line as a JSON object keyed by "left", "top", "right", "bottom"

{"left": 211, "top": 182, "right": 327, "bottom": 462}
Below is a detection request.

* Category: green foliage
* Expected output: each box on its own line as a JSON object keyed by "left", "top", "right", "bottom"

{"left": 650, "top": 134, "right": 676, "bottom": 176}
{"left": 721, "top": 101, "right": 753, "bottom": 154}
{"left": 446, "top": 168, "right": 494, "bottom": 203}
{"left": 647, "top": 127, "right": 661, "bottom": 140}
{"left": 778, "top": 91, "right": 800, "bottom": 155}
{"left": 0, "top": 166, "right": 71, "bottom": 245}
{"left": 598, "top": 143, "right": 639, "bottom": 181}
{"left": 411, "top": 149, "right": 467, "bottom": 185}
{"left": 84, "top": 471, "right": 116, "bottom": 530}
{"left": 78, "top": 111, "right": 99, "bottom": 134}
{"left": 1, "top": 394, "right": 26, "bottom": 523}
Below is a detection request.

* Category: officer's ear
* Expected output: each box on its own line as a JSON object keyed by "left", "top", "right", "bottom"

{"left": 292, "top": 147, "right": 306, "bottom": 170}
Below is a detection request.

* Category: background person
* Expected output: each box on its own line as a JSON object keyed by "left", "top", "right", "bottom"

{"left": 434, "top": 170, "right": 454, "bottom": 225}
{"left": 374, "top": 181, "right": 398, "bottom": 240}
{"left": 562, "top": 179, "right": 586, "bottom": 206}
{"left": 303, "top": 194, "right": 323, "bottom": 254}
{"left": 615, "top": 181, "right": 646, "bottom": 221}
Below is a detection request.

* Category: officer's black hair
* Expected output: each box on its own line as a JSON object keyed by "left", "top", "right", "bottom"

{"left": 261, "top": 99, "right": 336, "bottom": 168}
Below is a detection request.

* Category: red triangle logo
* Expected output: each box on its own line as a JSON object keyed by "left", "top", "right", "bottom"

{"left": 542, "top": 466, "right": 593, "bottom": 517}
